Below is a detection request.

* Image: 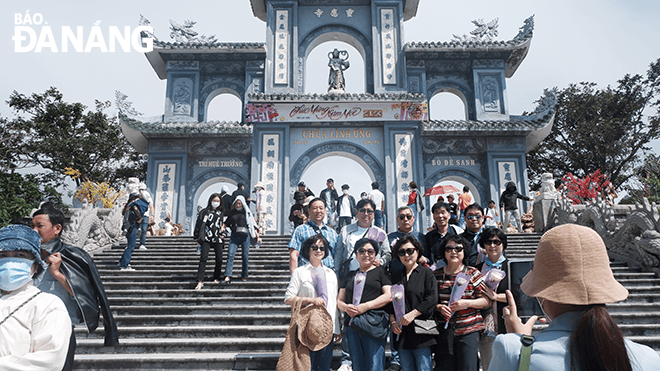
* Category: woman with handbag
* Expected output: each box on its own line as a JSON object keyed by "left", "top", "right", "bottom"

{"left": 223, "top": 195, "right": 260, "bottom": 284}
{"left": 389, "top": 235, "right": 438, "bottom": 371}
{"left": 433, "top": 235, "right": 489, "bottom": 371}
{"left": 193, "top": 193, "right": 225, "bottom": 290}
{"left": 337, "top": 238, "right": 392, "bottom": 371}
{"left": 474, "top": 227, "right": 508, "bottom": 370}
{"left": 284, "top": 234, "right": 340, "bottom": 371}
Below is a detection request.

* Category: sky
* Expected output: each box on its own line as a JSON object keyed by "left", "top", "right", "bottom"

{"left": 2, "top": 0, "right": 659, "bottom": 207}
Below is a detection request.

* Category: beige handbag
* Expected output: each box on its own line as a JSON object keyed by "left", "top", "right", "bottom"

{"left": 276, "top": 298, "right": 311, "bottom": 371}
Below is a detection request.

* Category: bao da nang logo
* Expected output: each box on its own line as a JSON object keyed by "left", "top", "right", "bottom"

{"left": 13, "top": 11, "right": 154, "bottom": 52}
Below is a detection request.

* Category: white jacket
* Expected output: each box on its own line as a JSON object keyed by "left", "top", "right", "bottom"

{"left": 0, "top": 283, "right": 72, "bottom": 371}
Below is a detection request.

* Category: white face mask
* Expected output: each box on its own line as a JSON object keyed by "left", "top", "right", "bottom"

{"left": 0, "top": 257, "right": 34, "bottom": 291}
{"left": 211, "top": 201, "right": 221, "bottom": 209}
{"left": 343, "top": 190, "right": 349, "bottom": 195}
{"left": 235, "top": 206, "right": 244, "bottom": 211}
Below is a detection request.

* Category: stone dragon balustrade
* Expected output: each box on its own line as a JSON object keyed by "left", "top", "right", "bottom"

{"left": 535, "top": 173, "right": 660, "bottom": 275}
{"left": 60, "top": 179, "right": 139, "bottom": 253}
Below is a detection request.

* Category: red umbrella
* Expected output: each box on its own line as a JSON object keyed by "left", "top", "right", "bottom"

{"left": 423, "top": 184, "right": 460, "bottom": 197}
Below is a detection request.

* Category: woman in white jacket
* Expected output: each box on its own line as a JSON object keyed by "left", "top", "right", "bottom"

{"left": 0, "top": 224, "right": 72, "bottom": 371}
{"left": 284, "top": 234, "right": 339, "bottom": 371}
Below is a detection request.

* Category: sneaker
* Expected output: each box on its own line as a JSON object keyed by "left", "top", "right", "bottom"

{"left": 120, "top": 266, "right": 135, "bottom": 272}
{"left": 386, "top": 364, "right": 401, "bottom": 371}
{"left": 337, "top": 365, "right": 352, "bottom": 371}
{"left": 139, "top": 245, "right": 147, "bottom": 251}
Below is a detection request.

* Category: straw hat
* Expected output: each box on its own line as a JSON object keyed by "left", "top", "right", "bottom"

{"left": 296, "top": 304, "right": 333, "bottom": 351}
{"left": 520, "top": 224, "right": 628, "bottom": 305}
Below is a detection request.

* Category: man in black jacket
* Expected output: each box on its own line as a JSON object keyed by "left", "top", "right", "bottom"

{"left": 336, "top": 184, "right": 356, "bottom": 232}
{"left": 499, "top": 182, "right": 533, "bottom": 233}
{"left": 32, "top": 202, "right": 119, "bottom": 370}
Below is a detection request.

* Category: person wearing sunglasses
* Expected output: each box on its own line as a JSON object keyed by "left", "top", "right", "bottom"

{"left": 459, "top": 204, "right": 484, "bottom": 267}
{"left": 334, "top": 199, "right": 391, "bottom": 371}
{"left": 388, "top": 235, "right": 438, "bottom": 371}
{"left": 425, "top": 202, "right": 463, "bottom": 265}
{"left": 284, "top": 234, "right": 340, "bottom": 370}
{"left": 337, "top": 238, "right": 392, "bottom": 371}
{"left": 433, "top": 235, "right": 489, "bottom": 371}
{"left": 474, "top": 227, "right": 509, "bottom": 371}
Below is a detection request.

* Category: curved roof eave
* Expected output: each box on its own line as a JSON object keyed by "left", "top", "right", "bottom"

{"left": 119, "top": 114, "right": 149, "bottom": 154}
{"left": 250, "top": 0, "right": 419, "bottom": 21}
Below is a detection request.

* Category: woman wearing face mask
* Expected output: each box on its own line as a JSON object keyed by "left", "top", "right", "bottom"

{"left": 490, "top": 224, "right": 660, "bottom": 371}
{"left": 0, "top": 224, "right": 72, "bottom": 370}
{"left": 223, "top": 196, "right": 260, "bottom": 284}
{"left": 193, "top": 193, "right": 226, "bottom": 290}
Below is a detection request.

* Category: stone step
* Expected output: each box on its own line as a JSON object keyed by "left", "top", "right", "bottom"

{"left": 107, "top": 296, "right": 285, "bottom": 306}
{"left": 75, "top": 325, "right": 288, "bottom": 339}
{"left": 610, "top": 311, "right": 660, "bottom": 324}
{"left": 607, "top": 302, "right": 660, "bottom": 312}
{"left": 97, "top": 269, "right": 290, "bottom": 277}
{"left": 110, "top": 304, "right": 289, "bottom": 316}
{"left": 100, "top": 281, "right": 289, "bottom": 291}
{"left": 111, "top": 314, "right": 291, "bottom": 327}
{"left": 99, "top": 274, "right": 291, "bottom": 281}
{"left": 104, "top": 288, "right": 287, "bottom": 298}
{"left": 75, "top": 337, "right": 286, "bottom": 354}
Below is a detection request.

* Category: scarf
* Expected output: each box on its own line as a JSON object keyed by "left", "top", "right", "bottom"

{"left": 484, "top": 254, "right": 506, "bottom": 271}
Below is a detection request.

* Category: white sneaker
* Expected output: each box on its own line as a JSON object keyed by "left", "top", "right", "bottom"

{"left": 139, "top": 245, "right": 147, "bottom": 251}
{"left": 337, "top": 365, "right": 352, "bottom": 371}
{"left": 120, "top": 266, "right": 135, "bottom": 272}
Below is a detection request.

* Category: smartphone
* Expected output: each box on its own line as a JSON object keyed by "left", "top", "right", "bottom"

{"left": 507, "top": 258, "right": 544, "bottom": 318}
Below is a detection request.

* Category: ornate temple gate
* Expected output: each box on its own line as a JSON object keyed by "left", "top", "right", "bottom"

{"left": 118, "top": 0, "right": 555, "bottom": 235}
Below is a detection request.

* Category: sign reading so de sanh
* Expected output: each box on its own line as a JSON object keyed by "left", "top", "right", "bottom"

{"left": 245, "top": 101, "right": 428, "bottom": 123}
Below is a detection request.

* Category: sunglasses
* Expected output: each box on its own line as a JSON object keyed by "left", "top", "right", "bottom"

{"left": 444, "top": 246, "right": 464, "bottom": 253}
{"left": 311, "top": 245, "right": 326, "bottom": 251}
{"left": 358, "top": 208, "right": 374, "bottom": 215}
{"left": 398, "top": 214, "right": 413, "bottom": 220}
{"left": 397, "top": 248, "right": 417, "bottom": 257}
{"left": 483, "top": 239, "right": 502, "bottom": 246}
{"left": 357, "top": 248, "right": 376, "bottom": 256}
{"left": 466, "top": 215, "right": 482, "bottom": 220}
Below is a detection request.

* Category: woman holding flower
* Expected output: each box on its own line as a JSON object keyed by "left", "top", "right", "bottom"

{"left": 337, "top": 238, "right": 392, "bottom": 371}
{"left": 474, "top": 227, "right": 509, "bottom": 370}
{"left": 284, "top": 234, "right": 339, "bottom": 371}
{"left": 433, "top": 235, "right": 489, "bottom": 371}
{"left": 389, "top": 235, "right": 438, "bottom": 371}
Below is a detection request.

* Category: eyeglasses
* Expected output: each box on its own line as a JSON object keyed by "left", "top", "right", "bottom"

{"left": 358, "top": 208, "right": 374, "bottom": 215}
{"left": 444, "top": 246, "right": 464, "bottom": 253}
{"left": 398, "top": 214, "right": 413, "bottom": 220}
{"left": 357, "top": 248, "right": 376, "bottom": 256}
{"left": 466, "top": 215, "right": 482, "bottom": 220}
{"left": 397, "top": 248, "right": 417, "bottom": 257}
{"left": 484, "top": 239, "right": 502, "bottom": 246}
{"left": 311, "top": 245, "right": 326, "bottom": 251}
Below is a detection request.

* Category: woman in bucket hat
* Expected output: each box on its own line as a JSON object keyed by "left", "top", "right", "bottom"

{"left": 0, "top": 224, "right": 72, "bottom": 370}
{"left": 489, "top": 224, "right": 660, "bottom": 371}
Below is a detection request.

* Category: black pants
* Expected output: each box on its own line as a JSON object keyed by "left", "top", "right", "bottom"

{"left": 337, "top": 217, "right": 352, "bottom": 232}
{"left": 196, "top": 241, "right": 223, "bottom": 281}
{"left": 63, "top": 328, "right": 75, "bottom": 371}
{"left": 434, "top": 331, "right": 479, "bottom": 371}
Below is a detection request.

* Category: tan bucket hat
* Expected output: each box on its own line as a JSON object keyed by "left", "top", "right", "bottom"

{"left": 520, "top": 224, "right": 628, "bottom": 305}
{"left": 296, "top": 304, "right": 333, "bottom": 352}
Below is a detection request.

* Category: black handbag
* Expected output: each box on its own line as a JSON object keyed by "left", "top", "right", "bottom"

{"left": 348, "top": 309, "right": 389, "bottom": 340}
{"left": 413, "top": 319, "right": 439, "bottom": 336}
{"left": 234, "top": 226, "right": 249, "bottom": 237}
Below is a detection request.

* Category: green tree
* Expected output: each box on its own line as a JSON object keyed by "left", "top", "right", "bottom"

{"left": 3, "top": 87, "right": 146, "bottom": 190}
{"left": 526, "top": 58, "right": 660, "bottom": 190}
{"left": 0, "top": 171, "right": 64, "bottom": 227}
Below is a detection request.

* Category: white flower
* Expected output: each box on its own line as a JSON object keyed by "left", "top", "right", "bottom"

{"left": 490, "top": 271, "right": 504, "bottom": 282}
{"left": 356, "top": 275, "right": 365, "bottom": 283}
{"left": 394, "top": 292, "right": 403, "bottom": 300}
{"left": 456, "top": 277, "right": 468, "bottom": 286}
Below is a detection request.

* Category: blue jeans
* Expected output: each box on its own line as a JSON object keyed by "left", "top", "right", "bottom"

{"left": 346, "top": 326, "right": 386, "bottom": 371}
{"left": 458, "top": 210, "right": 466, "bottom": 229}
{"left": 399, "top": 346, "right": 432, "bottom": 371}
{"left": 120, "top": 224, "right": 137, "bottom": 268}
{"left": 389, "top": 329, "right": 400, "bottom": 366}
{"left": 139, "top": 215, "right": 149, "bottom": 246}
{"left": 341, "top": 319, "right": 352, "bottom": 367}
{"left": 310, "top": 340, "right": 334, "bottom": 371}
{"left": 225, "top": 234, "right": 250, "bottom": 278}
{"left": 374, "top": 210, "right": 383, "bottom": 228}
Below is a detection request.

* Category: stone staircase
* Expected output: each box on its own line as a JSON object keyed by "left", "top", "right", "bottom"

{"left": 74, "top": 235, "right": 293, "bottom": 370}
{"left": 73, "top": 233, "right": 660, "bottom": 369}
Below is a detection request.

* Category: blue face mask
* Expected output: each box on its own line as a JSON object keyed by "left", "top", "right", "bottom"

{"left": 0, "top": 257, "right": 34, "bottom": 291}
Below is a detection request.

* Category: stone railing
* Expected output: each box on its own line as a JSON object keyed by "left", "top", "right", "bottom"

{"left": 533, "top": 173, "right": 660, "bottom": 275}
{"left": 61, "top": 199, "right": 126, "bottom": 254}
